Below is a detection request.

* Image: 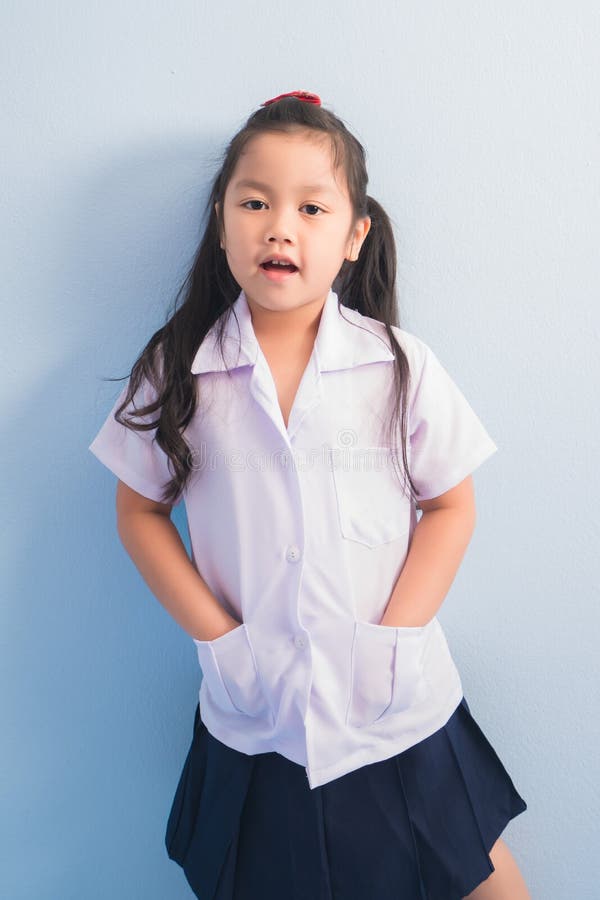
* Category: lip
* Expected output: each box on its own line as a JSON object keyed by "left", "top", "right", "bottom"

{"left": 260, "top": 254, "right": 298, "bottom": 267}
{"left": 259, "top": 264, "right": 300, "bottom": 283}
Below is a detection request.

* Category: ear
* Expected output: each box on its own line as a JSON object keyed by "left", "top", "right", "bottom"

{"left": 346, "top": 215, "right": 371, "bottom": 261}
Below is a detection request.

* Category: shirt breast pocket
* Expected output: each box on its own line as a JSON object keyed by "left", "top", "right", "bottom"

{"left": 330, "top": 446, "right": 412, "bottom": 548}
{"left": 194, "top": 623, "right": 273, "bottom": 724}
{"left": 345, "top": 619, "right": 434, "bottom": 728}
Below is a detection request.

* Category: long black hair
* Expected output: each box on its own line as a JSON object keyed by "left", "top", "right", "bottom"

{"left": 108, "top": 94, "right": 418, "bottom": 505}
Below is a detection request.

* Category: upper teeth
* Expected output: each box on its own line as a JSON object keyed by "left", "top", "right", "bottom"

{"left": 268, "top": 259, "right": 291, "bottom": 265}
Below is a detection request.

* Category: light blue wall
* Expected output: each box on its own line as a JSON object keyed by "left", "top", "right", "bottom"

{"left": 3, "top": 2, "right": 598, "bottom": 897}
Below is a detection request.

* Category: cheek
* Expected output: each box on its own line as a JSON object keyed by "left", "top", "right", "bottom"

{"left": 229, "top": 217, "right": 257, "bottom": 244}
{"left": 222, "top": 222, "right": 247, "bottom": 250}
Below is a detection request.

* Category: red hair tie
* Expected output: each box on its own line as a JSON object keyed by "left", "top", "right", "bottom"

{"left": 261, "top": 90, "right": 321, "bottom": 107}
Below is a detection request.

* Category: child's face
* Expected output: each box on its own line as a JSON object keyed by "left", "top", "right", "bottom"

{"left": 216, "top": 130, "right": 371, "bottom": 316}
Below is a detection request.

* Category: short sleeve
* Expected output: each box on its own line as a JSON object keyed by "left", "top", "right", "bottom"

{"left": 88, "top": 376, "right": 183, "bottom": 506}
{"left": 407, "top": 337, "right": 498, "bottom": 500}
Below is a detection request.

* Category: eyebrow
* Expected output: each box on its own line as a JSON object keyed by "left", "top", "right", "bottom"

{"left": 232, "top": 178, "right": 337, "bottom": 196}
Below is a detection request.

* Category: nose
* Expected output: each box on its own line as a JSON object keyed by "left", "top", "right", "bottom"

{"left": 264, "top": 208, "right": 296, "bottom": 245}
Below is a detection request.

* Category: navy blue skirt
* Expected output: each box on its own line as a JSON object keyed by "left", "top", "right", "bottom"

{"left": 165, "top": 696, "right": 527, "bottom": 900}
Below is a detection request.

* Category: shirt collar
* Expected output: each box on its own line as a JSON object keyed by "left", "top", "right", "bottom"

{"left": 190, "top": 287, "right": 395, "bottom": 375}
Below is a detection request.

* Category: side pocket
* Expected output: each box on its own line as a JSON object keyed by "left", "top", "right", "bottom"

{"left": 388, "top": 622, "right": 433, "bottom": 716}
{"left": 346, "top": 620, "right": 433, "bottom": 728}
{"left": 346, "top": 621, "right": 395, "bottom": 727}
{"left": 194, "top": 623, "right": 272, "bottom": 721}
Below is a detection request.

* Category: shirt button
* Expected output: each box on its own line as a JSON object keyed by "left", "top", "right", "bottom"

{"left": 286, "top": 545, "right": 301, "bottom": 563}
{"left": 294, "top": 633, "right": 307, "bottom": 649}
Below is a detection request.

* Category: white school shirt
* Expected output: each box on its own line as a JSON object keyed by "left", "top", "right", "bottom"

{"left": 89, "top": 287, "right": 498, "bottom": 789}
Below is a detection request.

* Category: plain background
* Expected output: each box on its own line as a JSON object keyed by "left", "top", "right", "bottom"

{"left": 2, "top": 2, "right": 599, "bottom": 897}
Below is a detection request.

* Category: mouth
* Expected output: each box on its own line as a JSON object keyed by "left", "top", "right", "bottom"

{"left": 259, "top": 260, "right": 299, "bottom": 281}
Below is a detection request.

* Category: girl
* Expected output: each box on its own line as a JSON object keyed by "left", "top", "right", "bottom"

{"left": 89, "top": 90, "right": 530, "bottom": 899}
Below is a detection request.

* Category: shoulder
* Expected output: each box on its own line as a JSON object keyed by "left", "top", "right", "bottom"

{"left": 347, "top": 306, "right": 431, "bottom": 374}
{"left": 389, "top": 323, "right": 429, "bottom": 370}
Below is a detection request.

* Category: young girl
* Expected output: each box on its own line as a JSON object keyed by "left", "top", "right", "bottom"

{"left": 89, "top": 90, "right": 530, "bottom": 899}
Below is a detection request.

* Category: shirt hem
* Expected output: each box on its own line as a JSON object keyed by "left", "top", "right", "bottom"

{"left": 306, "top": 683, "right": 464, "bottom": 790}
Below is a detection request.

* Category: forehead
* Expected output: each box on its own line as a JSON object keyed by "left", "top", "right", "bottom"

{"left": 229, "top": 131, "right": 348, "bottom": 198}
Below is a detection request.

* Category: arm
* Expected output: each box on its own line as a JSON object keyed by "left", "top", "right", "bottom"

{"left": 379, "top": 475, "right": 477, "bottom": 628}
{"left": 115, "top": 480, "right": 240, "bottom": 641}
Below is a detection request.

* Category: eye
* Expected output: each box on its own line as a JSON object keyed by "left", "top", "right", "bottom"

{"left": 240, "top": 200, "right": 324, "bottom": 216}
{"left": 242, "top": 200, "right": 267, "bottom": 211}
{"left": 301, "top": 204, "right": 324, "bottom": 216}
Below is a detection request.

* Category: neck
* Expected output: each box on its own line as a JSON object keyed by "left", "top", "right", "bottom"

{"left": 247, "top": 294, "right": 327, "bottom": 350}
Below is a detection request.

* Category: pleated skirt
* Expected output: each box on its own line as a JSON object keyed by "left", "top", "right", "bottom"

{"left": 165, "top": 696, "right": 527, "bottom": 900}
